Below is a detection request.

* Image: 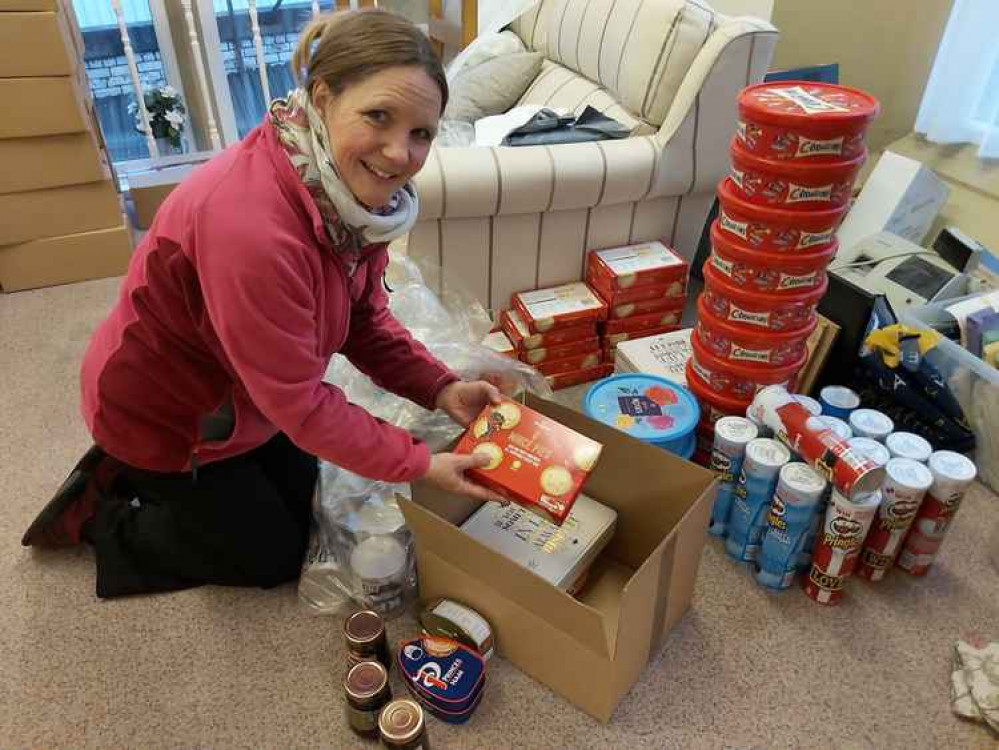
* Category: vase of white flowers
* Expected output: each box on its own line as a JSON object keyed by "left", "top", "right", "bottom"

{"left": 130, "top": 85, "right": 187, "bottom": 153}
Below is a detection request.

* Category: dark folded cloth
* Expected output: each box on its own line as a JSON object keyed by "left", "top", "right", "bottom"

{"left": 503, "top": 106, "right": 632, "bottom": 146}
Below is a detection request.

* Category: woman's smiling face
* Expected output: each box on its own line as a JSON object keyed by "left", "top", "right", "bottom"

{"left": 312, "top": 65, "right": 441, "bottom": 209}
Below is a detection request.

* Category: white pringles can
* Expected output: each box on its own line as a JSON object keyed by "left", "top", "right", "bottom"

{"left": 817, "top": 415, "right": 853, "bottom": 441}
{"left": 897, "top": 451, "right": 978, "bottom": 576}
{"left": 725, "top": 438, "right": 792, "bottom": 561}
{"left": 794, "top": 395, "right": 822, "bottom": 417}
{"left": 803, "top": 489, "right": 882, "bottom": 605}
{"left": 885, "top": 432, "right": 932, "bottom": 463}
{"left": 856, "top": 458, "right": 934, "bottom": 581}
{"left": 756, "top": 462, "right": 828, "bottom": 589}
{"left": 847, "top": 437, "right": 891, "bottom": 469}
{"left": 849, "top": 408, "right": 894, "bottom": 442}
{"left": 708, "top": 417, "right": 759, "bottom": 537}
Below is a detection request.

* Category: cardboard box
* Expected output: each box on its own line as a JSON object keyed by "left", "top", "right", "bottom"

{"left": 0, "top": 131, "right": 108, "bottom": 194}
{"left": 590, "top": 278, "right": 686, "bottom": 306}
{"left": 836, "top": 151, "right": 949, "bottom": 260}
{"left": 128, "top": 162, "right": 205, "bottom": 229}
{"left": 534, "top": 350, "right": 603, "bottom": 377}
{"left": 614, "top": 328, "right": 693, "bottom": 384}
{"left": 797, "top": 313, "right": 840, "bottom": 394}
{"left": 587, "top": 240, "right": 688, "bottom": 293}
{"left": 518, "top": 336, "right": 600, "bottom": 365}
{"left": 454, "top": 398, "right": 603, "bottom": 524}
{"left": 0, "top": 220, "right": 133, "bottom": 292}
{"left": 602, "top": 306, "right": 683, "bottom": 335}
{"left": 0, "top": 75, "right": 90, "bottom": 140}
{"left": 0, "top": 11, "right": 81, "bottom": 77}
{"left": 608, "top": 295, "right": 685, "bottom": 321}
{"left": 0, "top": 0, "right": 59, "bottom": 8}
{"left": 401, "top": 394, "right": 717, "bottom": 722}
{"left": 481, "top": 330, "right": 515, "bottom": 357}
{"left": 0, "top": 181, "right": 121, "bottom": 245}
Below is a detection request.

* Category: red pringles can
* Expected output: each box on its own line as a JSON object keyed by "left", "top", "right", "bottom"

{"left": 803, "top": 488, "right": 882, "bottom": 605}
{"left": 897, "top": 451, "right": 978, "bottom": 576}
{"left": 856, "top": 458, "right": 934, "bottom": 581}
{"left": 747, "top": 385, "right": 885, "bottom": 499}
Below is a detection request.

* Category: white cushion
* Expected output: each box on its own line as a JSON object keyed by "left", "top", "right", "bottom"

{"left": 444, "top": 51, "right": 545, "bottom": 123}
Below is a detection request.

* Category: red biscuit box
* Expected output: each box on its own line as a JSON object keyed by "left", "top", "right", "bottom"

{"left": 607, "top": 295, "right": 684, "bottom": 321}
{"left": 547, "top": 363, "right": 615, "bottom": 391}
{"left": 519, "top": 336, "right": 600, "bottom": 366}
{"left": 534, "top": 351, "right": 603, "bottom": 377}
{"left": 501, "top": 309, "right": 596, "bottom": 351}
{"left": 454, "top": 398, "right": 604, "bottom": 524}
{"left": 511, "top": 282, "right": 608, "bottom": 334}
{"left": 586, "top": 241, "right": 688, "bottom": 294}
{"left": 602, "top": 307, "right": 683, "bottom": 335}
{"left": 589, "top": 278, "right": 685, "bottom": 306}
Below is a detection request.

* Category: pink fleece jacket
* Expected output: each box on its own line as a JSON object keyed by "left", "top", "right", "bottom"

{"left": 80, "top": 119, "right": 456, "bottom": 482}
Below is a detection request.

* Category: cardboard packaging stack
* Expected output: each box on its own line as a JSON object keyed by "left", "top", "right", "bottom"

{"left": 0, "top": 0, "right": 132, "bottom": 292}
{"left": 499, "top": 281, "right": 613, "bottom": 390}
{"left": 586, "top": 241, "right": 688, "bottom": 358}
{"left": 688, "top": 82, "right": 880, "bottom": 463}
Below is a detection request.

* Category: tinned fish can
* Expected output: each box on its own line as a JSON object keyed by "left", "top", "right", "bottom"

{"left": 803, "top": 489, "right": 882, "bottom": 605}
{"left": 748, "top": 386, "right": 885, "bottom": 499}
{"left": 856, "top": 458, "right": 933, "bottom": 581}
{"left": 756, "top": 462, "right": 828, "bottom": 589}
{"left": 708, "top": 417, "right": 760, "bottom": 537}
{"left": 897, "top": 451, "right": 978, "bottom": 576}
{"left": 725, "top": 438, "right": 792, "bottom": 561}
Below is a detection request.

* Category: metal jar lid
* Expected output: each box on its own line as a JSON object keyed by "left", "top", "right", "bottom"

{"left": 344, "top": 661, "right": 388, "bottom": 702}
{"left": 344, "top": 610, "right": 385, "bottom": 647}
{"left": 378, "top": 698, "right": 424, "bottom": 744}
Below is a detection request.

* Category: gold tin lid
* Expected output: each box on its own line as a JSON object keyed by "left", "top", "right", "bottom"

{"left": 344, "top": 661, "right": 387, "bottom": 701}
{"left": 344, "top": 610, "right": 384, "bottom": 647}
{"left": 378, "top": 698, "right": 424, "bottom": 743}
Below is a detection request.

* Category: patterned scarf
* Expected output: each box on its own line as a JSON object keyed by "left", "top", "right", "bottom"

{"left": 269, "top": 88, "right": 419, "bottom": 264}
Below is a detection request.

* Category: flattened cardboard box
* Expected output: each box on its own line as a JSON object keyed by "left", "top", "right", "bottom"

{"left": 0, "top": 181, "right": 122, "bottom": 245}
{"left": 401, "top": 395, "right": 716, "bottom": 722}
{"left": 0, "top": 132, "right": 108, "bottom": 194}
{"left": 0, "top": 11, "right": 81, "bottom": 77}
{"left": 0, "top": 75, "right": 90, "bottom": 140}
{"left": 0, "top": 221, "right": 133, "bottom": 292}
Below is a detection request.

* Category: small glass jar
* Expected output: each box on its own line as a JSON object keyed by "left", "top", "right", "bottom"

{"left": 344, "top": 661, "right": 391, "bottom": 739}
{"left": 344, "top": 609, "right": 391, "bottom": 671}
{"left": 378, "top": 698, "right": 429, "bottom": 750}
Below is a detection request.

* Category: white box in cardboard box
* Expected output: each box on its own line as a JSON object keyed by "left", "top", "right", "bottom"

{"left": 614, "top": 328, "right": 693, "bottom": 384}
{"left": 836, "top": 151, "right": 950, "bottom": 261}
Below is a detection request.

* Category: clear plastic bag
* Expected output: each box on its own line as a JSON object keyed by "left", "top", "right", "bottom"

{"left": 298, "top": 462, "right": 416, "bottom": 618}
{"left": 302, "top": 252, "right": 552, "bottom": 613}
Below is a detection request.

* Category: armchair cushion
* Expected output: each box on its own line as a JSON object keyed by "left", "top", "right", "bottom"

{"left": 513, "top": 0, "right": 717, "bottom": 127}
{"left": 443, "top": 51, "right": 545, "bottom": 124}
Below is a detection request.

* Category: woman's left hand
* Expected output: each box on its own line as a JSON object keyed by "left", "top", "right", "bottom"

{"left": 436, "top": 380, "right": 503, "bottom": 427}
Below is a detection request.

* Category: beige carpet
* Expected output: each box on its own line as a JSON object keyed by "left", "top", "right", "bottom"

{"left": 2, "top": 276, "right": 998, "bottom": 750}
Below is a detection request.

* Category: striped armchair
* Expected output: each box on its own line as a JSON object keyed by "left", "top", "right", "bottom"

{"left": 407, "top": 0, "right": 777, "bottom": 313}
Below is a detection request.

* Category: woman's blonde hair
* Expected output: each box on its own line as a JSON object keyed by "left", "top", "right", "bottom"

{"left": 292, "top": 8, "right": 448, "bottom": 114}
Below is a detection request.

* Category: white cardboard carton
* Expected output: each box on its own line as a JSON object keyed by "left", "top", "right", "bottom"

{"left": 614, "top": 328, "right": 693, "bottom": 383}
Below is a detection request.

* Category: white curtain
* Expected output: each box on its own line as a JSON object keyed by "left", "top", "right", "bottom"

{"left": 915, "top": 0, "right": 999, "bottom": 159}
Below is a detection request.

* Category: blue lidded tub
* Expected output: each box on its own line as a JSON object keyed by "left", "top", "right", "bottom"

{"left": 583, "top": 374, "right": 700, "bottom": 459}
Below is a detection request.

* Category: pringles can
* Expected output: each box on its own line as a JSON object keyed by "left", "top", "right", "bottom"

{"left": 897, "top": 451, "right": 978, "bottom": 576}
{"left": 725, "top": 438, "right": 791, "bottom": 561}
{"left": 849, "top": 408, "right": 894, "bottom": 442}
{"left": 856, "top": 458, "right": 933, "bottom": 581}
{"left": 847, "top": 437, "right": 891, "bottom": 469}
{"left": 708, "top": 416, "right": 759, "bottom": 537}
{"left": 756, "top": 462, "right": 827, "bottom": 589}
{"left": 748, "top": 386, "right": 885, "bottom": 499}
{"left": 803, "top": 489, "right": 882, "bottom": 605}
{"left": 817, "top": 415, "right": 852, "bottom": 441}
{"left": 885, "top": 432, "right": 932, "bottom": 463}
{"left": 819, "top": 385, "right": 860, "bottom": 420}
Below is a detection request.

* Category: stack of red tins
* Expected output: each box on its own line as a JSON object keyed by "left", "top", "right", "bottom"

{"left": 689, "top": 82, "right": 880, "bottom": 463}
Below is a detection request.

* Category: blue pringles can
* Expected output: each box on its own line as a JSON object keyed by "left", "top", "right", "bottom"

{"left": 756, "top": 462, "right": 828, "bottom": 589}
{"left": 725, "top": 438, "right": 791, "bottom": 562}
{"left": 819, "top": 385, "right": 861, "bottom": 420}
{"left": 708, "top": 416, "right": 758, "bottom": 537}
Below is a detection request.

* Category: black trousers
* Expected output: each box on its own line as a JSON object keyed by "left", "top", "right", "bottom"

{"left": 94, "top": 433, "right": 318, "bottom": 598}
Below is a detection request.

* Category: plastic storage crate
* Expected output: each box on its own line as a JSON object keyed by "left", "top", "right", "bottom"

{"left": 900, "top": 295, "right": 999, "bottom": 492}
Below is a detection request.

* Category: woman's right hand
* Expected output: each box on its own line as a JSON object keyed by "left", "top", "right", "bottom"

{"left": 424, "top": 452, "right": 507, "bottom": 503}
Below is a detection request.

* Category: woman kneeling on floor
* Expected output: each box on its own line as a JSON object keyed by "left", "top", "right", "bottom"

{"left": 22, "top": 8, "right": 501, "bottom": 597}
